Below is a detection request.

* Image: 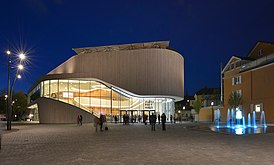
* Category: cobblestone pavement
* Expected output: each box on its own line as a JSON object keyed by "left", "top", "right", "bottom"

{"left": 1, "top": 123, "right": 274, "bottom": 165}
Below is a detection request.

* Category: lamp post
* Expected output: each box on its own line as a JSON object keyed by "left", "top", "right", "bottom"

{"left": 6, "top": 50, "right": 25, "bottom": 130}
{"left": 211, "top": 101, "right": 214, "bottom": 122}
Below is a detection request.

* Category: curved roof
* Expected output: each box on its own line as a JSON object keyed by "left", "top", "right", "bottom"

{"left": 72, "top": 41, "right": 170, "bottom": 54}
{"left": 29, "top": 42, "right": 184, "bottom": 101}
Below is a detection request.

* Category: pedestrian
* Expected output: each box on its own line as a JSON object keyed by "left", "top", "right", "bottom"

{"left": 114, "top": 115, "right": 118, "bottom": 124}
{"left": 174, "top": 115, "right": 176, "bottom": 123}
{"left": 94, "top": 117, "right": 99, "bottom": 132}
{"left": 151, "top": 113, "right": 156, "bottom": 131}
{"left": 161, "top": 113, "right": 166, "bottom": 131}
{"left": 99, "top": 114, "right": 104, "bottom": 131}
{"left": 143, "top": 114, "right": 148, "bottom": 125}
{"left": 170, "top": 114, "right": 173, "bottom": 123}
{"left": 80, "top": 115, "right": 83, "bottom": 126}
{"left": 158, "top": 114, "right": 160, "bottom": 124}
{"left": 77, "top": 115, "right": 80, "bottom": 126}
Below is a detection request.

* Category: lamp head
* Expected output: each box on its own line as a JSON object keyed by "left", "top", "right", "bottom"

{"left": 18, "top": 64, "right": 24, "bottom": 70}
{"left": 19, "top": 53, "right": 26, "bottom": 60}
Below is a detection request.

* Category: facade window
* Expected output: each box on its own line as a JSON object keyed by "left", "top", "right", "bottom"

{"left": 28, "top": 79, "right": 175, "bottom": 122}
{"left": 233, "top": 90, "right": 242, "bottom": 96}
{"left": 258, "top": 49, "right": 263, "bottom": 56}
{"left": 232, "top": 75, "right": 242, "bottom": 85}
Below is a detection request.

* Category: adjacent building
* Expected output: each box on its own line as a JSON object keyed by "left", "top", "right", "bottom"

{"left": 27, "top": 41, "right": 184, "bottom": 123}
{"left": 222, "top": 41, "right": 274, "bottom": 122}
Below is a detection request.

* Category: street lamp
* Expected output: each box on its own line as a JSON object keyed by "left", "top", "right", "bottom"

{"left": 211, "top": 101, "right": 214, "bottom": 122}
{"left": 6, "top": 50, "right": 26, "bottom": 130}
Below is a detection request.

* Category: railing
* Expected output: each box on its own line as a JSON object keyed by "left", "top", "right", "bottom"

{"left": 72, "top": 99, "right": 100, "bottom": 118}
{"left": 241, "top": 53, "right": 274, "bottom": 72}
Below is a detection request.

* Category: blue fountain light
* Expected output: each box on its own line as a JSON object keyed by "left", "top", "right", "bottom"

{"left": 211, "top": 109, "right": 268, "bottom": 135}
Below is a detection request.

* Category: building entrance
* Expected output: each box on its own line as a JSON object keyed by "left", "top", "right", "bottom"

{"left": 119, "top": 110, "right": 155, "bottom": 123}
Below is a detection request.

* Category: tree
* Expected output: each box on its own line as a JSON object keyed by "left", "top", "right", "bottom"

{"left": 0, "top": 89, "right": 7, "bottom": 115}
{"left": 193, "top": 98, "right": 202, "bottom": 122}
{"left": 228, "top": 91, "right": 243, "bottom": 109}
{"left": 12, "top": 90, "right": 29, "bottom": 120}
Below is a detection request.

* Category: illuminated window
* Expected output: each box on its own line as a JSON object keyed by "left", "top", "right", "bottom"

{"left": 255, "top": 104, "right": 261, "bottom": 112}
{"left": 232, "top": 76, "right": 242, "bottom": 85}
{"left": 258, "top": 49, "right": 263, "bottom": 56}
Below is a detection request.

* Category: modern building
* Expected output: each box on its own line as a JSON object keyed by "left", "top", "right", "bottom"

{"left": 27, "top": 41, "right": 184, "bottom": 123}
{"left": 222, "top": 41, "right": 274, "bottom": 122}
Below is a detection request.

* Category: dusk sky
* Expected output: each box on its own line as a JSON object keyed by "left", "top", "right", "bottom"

{"left": 1, "top": 0, "right": 274, "bottom": 95}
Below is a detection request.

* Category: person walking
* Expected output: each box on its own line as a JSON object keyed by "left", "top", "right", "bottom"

{"left": 80, "top": 115, "right": 83, "bottom": 126}
{"left": 151, "top": 113, "right": 156, "bottom": 131}
{"left": 158, "top": 114, "right": 160, "bottom": 124}
{"left": 99, "top": 114, "right": 104, "bottom": 131}
{"left": 94, "top": 117, "right": 99, "bottom": 132}
{"left": 170, "top": 114, "right": 173, "bottom": 123}
{"left": 161, "top": 113, "right": 166, "bottom": 131}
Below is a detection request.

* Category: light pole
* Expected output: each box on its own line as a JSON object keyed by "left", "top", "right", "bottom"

{"left": 211, "top": 101, "right": 214, "bottom": 122}
{"left": 6, "top": 50, "right": 25, "bottom": 130}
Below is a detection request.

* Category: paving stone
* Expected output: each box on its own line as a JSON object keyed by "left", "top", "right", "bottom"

{"left": 0, "top": 123, "right": 274, "bottom": 165}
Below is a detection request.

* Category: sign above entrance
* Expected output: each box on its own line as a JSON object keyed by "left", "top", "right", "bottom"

{"left": 144, "top": 100, "right": 154, "bottom": 109}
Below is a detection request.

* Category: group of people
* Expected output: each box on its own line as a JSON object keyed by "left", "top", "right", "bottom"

{"left": 122, "top": 114, "right": 130, "bottom": 125}
{"left": 150, "top": 113, "right": 167, "bottom": 131}
{"left": 78, "top": 112, "right": 171, "bottom": 132}
{"left": 94, "top": 114, "right": 106, "bottom": 132}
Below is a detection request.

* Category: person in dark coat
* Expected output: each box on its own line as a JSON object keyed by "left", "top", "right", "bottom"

{"left": 114, "top": 115, "right": 118, "bottom": 124}
{"left": 99, "top": 114, "right": 104, "bottom": 131}
{"left": 79, "top": 115, "right": 83, "bottom": 126}
{"left": 151, "top": 113, "right": 156, "bottom": 131}
{"left": 158, "top": 114, "right": 160, "bottom": 124}
{"left": 161, "top": 113, "right": 166, "bottom": 131}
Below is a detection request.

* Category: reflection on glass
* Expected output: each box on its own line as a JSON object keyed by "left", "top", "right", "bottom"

{"left": 50, "top": 80, "right": 58, "bottom": 100}
{"left": 35, "top": 79, "right": 175, "bottom": 121}
{"left": 44, "top": 80, "right": 50, "bottom": 98}
{"left": 59, "top": 80, "right": 69, "bottom": 103}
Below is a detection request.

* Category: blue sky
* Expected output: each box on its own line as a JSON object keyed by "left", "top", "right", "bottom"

{"left": 1, "top": 0, "right": 274, "bottom": 95}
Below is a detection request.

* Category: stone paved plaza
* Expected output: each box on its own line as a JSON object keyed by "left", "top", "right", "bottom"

{"left": 1, "top": 123, "right": 274, "bottom": 165}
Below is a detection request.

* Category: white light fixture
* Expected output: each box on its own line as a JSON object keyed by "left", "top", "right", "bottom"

{"left": 19, "top": 53, "right": 26, "bottom": 60}
{"left": 211, "top": 101, "right": 214, "bottom": 106}
{"left": 17, "top": 74, "right": 22, "bottom": 79}
{"left": 7, "top": 50, "right": 11, "bottom": 55}
{"left": 183, "top": 106, "right": 185, "bottom": 110}
{"left": 18, "top": 64, "right": 24, "bottom": 70}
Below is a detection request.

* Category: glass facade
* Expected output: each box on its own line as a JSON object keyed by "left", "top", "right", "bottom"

{"left": 29, "top": 79, "right": 175, "bottom": 122}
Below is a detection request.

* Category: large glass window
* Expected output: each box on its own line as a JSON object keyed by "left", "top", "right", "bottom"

{"left": 59, "top": 80, "right": 69, "bottom": 103}
{"left": 50, "top": 80, "right": 58, "bottom": 100}
{"left": 44, "top": 80, "right": 50, "bottom": 98}
{"left": 31, "top": 79, "right": 175, "bottom": 122}
{"left": 79, "top": 80, "right": 91, "bottom": 110}
{"left": 68, "top": 80, "right": 80, "bottom": 107}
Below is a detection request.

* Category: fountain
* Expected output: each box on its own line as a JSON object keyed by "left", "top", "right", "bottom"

{"left": 214, "top": 109, "right": 220, "bottom": 128}
{"left": 226, "top": 109, "right": 230, "bottom": 128}
{"left": 211, "top": 109, "right": 269, "bottom": 135}
{"left": 247, "top": 113, "right": 251, "bottom": 127}
{"left": 253, "top": 111, "right": 257, "bottom": 128}
{"left": 260, "top": 111, "right": 267, "bottom": 127}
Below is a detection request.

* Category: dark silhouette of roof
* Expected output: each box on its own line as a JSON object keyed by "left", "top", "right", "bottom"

{"left": 196, "top": 87, "right": 220, "bottom": 95}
